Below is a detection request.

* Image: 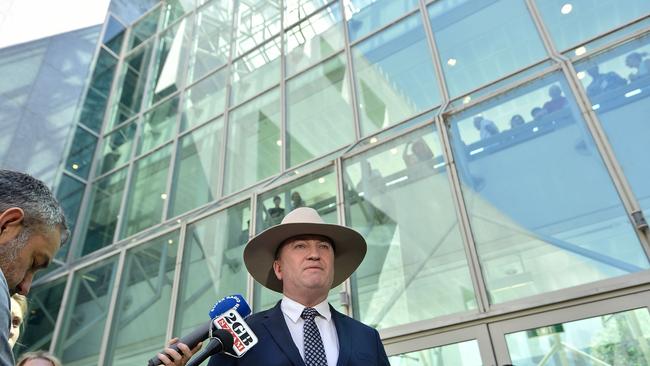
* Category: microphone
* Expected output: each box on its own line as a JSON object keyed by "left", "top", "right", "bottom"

{"left": 186, "top": 330, "right": 233, "bottom": 366}
{"left": 147, "top": 295, "right": 251, "bottom": 366}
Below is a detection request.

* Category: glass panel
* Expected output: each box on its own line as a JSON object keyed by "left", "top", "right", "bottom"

{"left": 17, "top": 278, "right": 67, "bottom": 355}
{"left": 428, "top": 0, "right": 547, "bottom": 97}
{"left": 253, "top": 167, "right": 345, "bottom": 312}
{"left": 97, "top": 120, "right": 137, "bottom": 175}
{"left": 285, "top": 0, "right": 331, "bottom": 26}
{"left": 233, "top": 0, "right": 281, "bottom": 57}
{"left": 79, "top": 168, "right": 127, "bottom": 256}
{"left": 109, "top": 43, "right": 153, "bottom": 129}
{"left": 162, "top": 0, "right": 195, "bottom": 29}
{"left": 174, "top": 201, "right": 250, "bottom": 336}
{"left": 182, "top": 67, "right": 227, "bottom": 131}
{"left": 103, "top": 16, "right": 126, "bottom": 54}
{"left": 389, "top": 340, "right": 483, "bottom": 366}
{"left": 535, "top": 0, "right": 650, "bottom": 52}
{"left": 187, "top": 0, "right": 234, "bottom": 83}
{"left": 122, "top": 145, "right": 172, "bottom": 238}
{"left": 148, "top": 18, "right": 192, "bottom": 105}
{"left": 230, "top": 37, "right": 281, "bottom": 106}
{"left": 55, "top": 174, "right": 85, "bottom": 258}
{"left": 128, "top": 7, "right": 161, "bottom": 50}
{"left": 104, "top": 231, "right": 180, "bottom": 366}
{"left": 353, "top": 12, "right": 441, "bottom": 136}
{"left": 65, "top": 127, "right": 97, "bottom": 179}
{"left": 345, "top": 0, "right": 419, "bottom": 42}
{"left": 506, "top": 308, "right": 650, "bottom": 366}
{"left": 170, "top": 119, "right": 224, "bottom": 217}
{"left": 287, "top": 54, "right": 353, "bottom": 167}
{"left": 79, "top": 49, "right": 118, "bottom": 132}
{"left": 575, "top": 35, "right": 650, "bottom": 219}
{"left": 139, "top": 96, "right": 179, "bottom": 155}
{"left": 448, "top": 73, "right": 649, "bottom": 304}
{"left": 285, "top": 2, "right": 344, "bottom": 76}
{"left": 344, "top": 125, "right": 476, "bottom": 329}
{"left": 224, "top": 88, "right": 281, "bottom": 194}
{"left": 56, "top": 257, "right": 119, "bottom": 366}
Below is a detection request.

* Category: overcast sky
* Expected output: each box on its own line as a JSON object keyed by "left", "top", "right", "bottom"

{"left": 0, "top": 0, "right": 111, "bottom": 48}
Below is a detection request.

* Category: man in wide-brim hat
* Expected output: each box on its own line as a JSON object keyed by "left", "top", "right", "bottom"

{"left": 209, "top": 207, "right": 390, "bottom": 366}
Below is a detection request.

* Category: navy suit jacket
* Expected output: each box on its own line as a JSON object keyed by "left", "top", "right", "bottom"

{"left": 207, "top": 301, "right": 390, "bottom": 366}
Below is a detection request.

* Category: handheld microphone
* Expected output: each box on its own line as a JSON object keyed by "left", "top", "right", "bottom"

{"left": 186, "top": 330, "right": 233, "bottom": 366}
{"left": 147, "top": 295, "right": 251, "bottom": 366}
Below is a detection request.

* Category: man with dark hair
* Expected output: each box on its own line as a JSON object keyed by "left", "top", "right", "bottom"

{"left": 0, "top": 170, "right": 69, "bottom": 366}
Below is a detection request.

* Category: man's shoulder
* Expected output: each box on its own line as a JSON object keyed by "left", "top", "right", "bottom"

{"left": 331, "top": 307, "right": 378, "bottom": 334}
{"left": 244, "top": 304, "right": 278, "bottom": 325}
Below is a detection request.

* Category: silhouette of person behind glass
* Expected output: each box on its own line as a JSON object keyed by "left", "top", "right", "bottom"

{"left": 267, "top": 196, "right": 285, "bottom": 226}
{"left": 625, "top": 51, "right": 650, "bottom": 82}
{"left": 403, "top": 137, "right": 434, "bottom": 167}
{"left": 585, "top": 65, "right": 627, "bottom": 97}
{"left": 509, "top": 114, "right": 525, "bottom": 129}
{"left": 473, "top": 115, "right": 499, "bottom": 140}
{"left": 290, "top": 191, "right": 305, "bottom": 210}
{"left": 543, "top": 85, "right": 568, "bottom": 114}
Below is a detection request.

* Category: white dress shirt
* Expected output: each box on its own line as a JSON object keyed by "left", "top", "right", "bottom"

{"left": 281, "top": 296, "right": 339, "bottom": 366}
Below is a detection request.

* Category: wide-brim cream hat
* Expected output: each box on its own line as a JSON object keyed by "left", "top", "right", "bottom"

{"left": 244, "top": 207, "right": 367, "bottom": 293}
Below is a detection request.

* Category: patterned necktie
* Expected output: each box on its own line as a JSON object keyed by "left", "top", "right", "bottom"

{"left": 301, "top": 307, "right": 327, "bottom": 366}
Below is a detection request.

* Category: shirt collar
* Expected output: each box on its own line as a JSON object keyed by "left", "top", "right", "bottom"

{"left": 281, "top": 295, "right": 332, "bottom": 323}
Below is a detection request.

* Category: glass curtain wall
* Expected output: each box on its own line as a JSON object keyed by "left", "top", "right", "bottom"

{"left": 26, "top": 0, "right": 650, "bottom": 363}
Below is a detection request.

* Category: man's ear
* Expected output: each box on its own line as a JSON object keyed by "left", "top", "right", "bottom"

{"left": 0, "top": 207, "right": 25, "bottom": 244}
{"left": 273, "top": 260, "right": 282, "bottom": 281}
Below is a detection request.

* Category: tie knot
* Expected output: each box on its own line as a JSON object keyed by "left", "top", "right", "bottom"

{"left": 301, "top": 307, "right": 319, "bottom": 321}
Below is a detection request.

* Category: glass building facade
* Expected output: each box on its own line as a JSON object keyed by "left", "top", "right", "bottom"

{"left": 20, "top": 0, "right": 650, "bottom": 365}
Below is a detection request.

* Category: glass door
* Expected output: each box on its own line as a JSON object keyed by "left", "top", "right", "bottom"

{"left": 489, "top": 292, "right": 650, "bottom": 366}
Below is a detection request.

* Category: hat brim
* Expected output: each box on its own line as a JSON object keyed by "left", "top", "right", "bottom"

{"left": 244, "top": 222, "right": 367, "bottom": 293}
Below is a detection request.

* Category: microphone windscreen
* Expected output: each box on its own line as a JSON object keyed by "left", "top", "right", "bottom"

{"left": 208, "top": 294, "right": 251, "bottom": 319}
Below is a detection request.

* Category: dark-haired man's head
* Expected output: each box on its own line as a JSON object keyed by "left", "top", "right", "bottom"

{"left": 0, "top": 170, "right": 68, "bottom": 295}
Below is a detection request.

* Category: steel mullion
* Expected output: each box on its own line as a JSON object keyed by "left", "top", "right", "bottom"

{"left": 525, "top": 0, "right": 650, "bottom": 255}
{"left": 280, "top": 0, "right": 287, "bottom": 173}
{"left": 216, "top": 0, "right": 240, "bottom": 198}
{"left": 334, "top": 157, "right": 353, "bottom": 317}
{"left": 48, "top": 271, "right": 75, "bottom": 354}
{"left": 340, "top": 0, "right": 362, "bottom": 140}
{"left": 166, "top": 219, "right": 188, "bottom": 340}
{"left": 418, "top": 0, "right": 449, "bottom": 107}
{"left": 97, "top": 249, "right": 127, "bottom": 366}
{"left": 247, "top": 192, "right": 258, "bottom": 306}
{"left": 434, "top": 113, "right": 490, "bottom": 314}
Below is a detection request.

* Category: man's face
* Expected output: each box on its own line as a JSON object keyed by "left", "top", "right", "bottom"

{"left": 0, "top": 226, "right": 61, "bottom": 296}
{"left": 273, "top": 235, "right": 334, "bottom": 300}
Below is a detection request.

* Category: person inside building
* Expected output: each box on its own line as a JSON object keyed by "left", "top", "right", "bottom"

{"left": 585, "top": 65, "right": 627, "bottom": 97}
{"left": 473, "top": 115, "right": 500, "bottom": 140}
{"left": 0, "top": 170, "right": 69, "bottom": 366}
{"left": 290, "top": 191, "right": 305, "bottom": 210}
{"left": 542, "top": 85, "right": 568, "bottom": 114}
{"left": 208, "top": 207, "right": 390, "bottom": 366}
{"left": 9, "top": 294, "right": 28, "bottom": 349}
{"left": 266, "top": 196, "right": 286, "bottom": 227}
{"left": 625, "top": 51, "right": 650, "bottom": 82}
{"left": 15, "top": 350, "right": 61, "bottom": 366}
{"left": 509, "top": 114, "right": 525, "bottom": 129}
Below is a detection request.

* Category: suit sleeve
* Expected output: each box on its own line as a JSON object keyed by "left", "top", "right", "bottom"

{"left": 375, "top": 329, "right": 390, "bottom": 366}
{"left": 207, "top": 353, "right": 238, "bottom": 366}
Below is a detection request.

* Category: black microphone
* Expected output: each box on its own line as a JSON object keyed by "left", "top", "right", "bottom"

{"left": 147, "top": 295, "right": 251, "bottom": 366}
{"left": 186, "top": 332, "right": 233, "bottom": 366}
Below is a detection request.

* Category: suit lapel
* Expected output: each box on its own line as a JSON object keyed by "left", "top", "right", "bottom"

{"left": 263, "top": 302, "right": 305, "bottom": 366}
{"left": 332, "top": 307, "right": 351, "bottom": 366}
